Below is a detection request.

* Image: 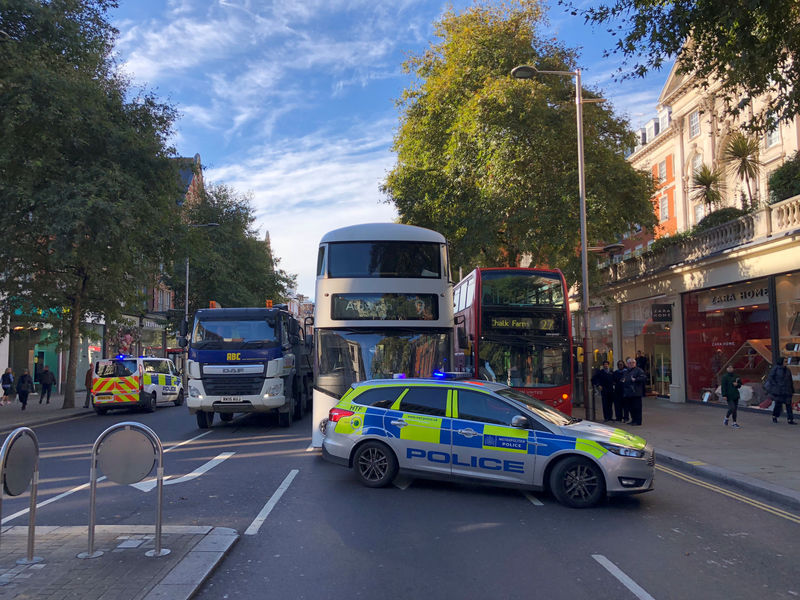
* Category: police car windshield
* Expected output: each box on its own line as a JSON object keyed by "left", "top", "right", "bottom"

{"left": 191, "top": 319, "right": 278, "bottom": 349}
{"left": 496, "top": 388, "right": 577, "bottom": 426}
{"left": 96, "top": 360, "right": 137, "bottom": 378}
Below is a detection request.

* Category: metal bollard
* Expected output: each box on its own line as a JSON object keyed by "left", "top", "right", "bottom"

{"left": 0, "top": 427, "right": 43, "bottom": 564}
{"left": 78, "top": 422, "right": 170, "bottom": 559}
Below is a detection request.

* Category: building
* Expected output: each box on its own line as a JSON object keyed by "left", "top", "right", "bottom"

{"left": 589, "top": 62, "right": 800, "bottom": 412}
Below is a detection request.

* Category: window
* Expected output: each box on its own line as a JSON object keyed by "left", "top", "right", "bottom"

{"left": 647, "top": 239, "right": 655, "bottom": 250}
{"left": 765, "top": 127, "right": 780, "bottom": 148}
{"left": 316, "top": 246, "right": 325, "bottom": 277}
{"left": 658, "top": 160, "right": 667, "bottom": 183}
{"left": 692, "top": 153, "right": 703, "bottom": 176}
{"left": 352, "top": 387, "right": 403, "bottom": 408}
{"left": 689, "top": 110, "right": 701, "bottom": 138}
{"left": 327, "top": 241, "right": 441, "bottom": 279}
{"left": 694, "top": 204, "right": 706, "bottom": 224}
{"left": 634, "top": 244, "right": 644, "bottom": 256}
{"left": 456, "top": 390, "right": 522, "bottom": 426}
{"left": 660, "top": 197, "right": 669, "bottom": 221}
{"left": 398, "top": 387, "right": 447, "bottom": 416}
{"left": 453, "top": 287, "right": 461, "bottom": 311}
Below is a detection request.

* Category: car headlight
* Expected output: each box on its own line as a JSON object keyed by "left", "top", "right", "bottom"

{"left": 599, "top": 442, "right": 645, "bottom": 458}
{"left": 189, "top": 385, "right": 203, "bottom": 399}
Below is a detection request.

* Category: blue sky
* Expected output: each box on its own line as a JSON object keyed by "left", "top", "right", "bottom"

{"left": 112, "top": 0, "right": 668, "bottom": 298}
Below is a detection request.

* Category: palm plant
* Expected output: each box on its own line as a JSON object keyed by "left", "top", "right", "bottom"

{"left": 691, "top": 163, "right": 727, "bottom": 210}
{"left": 723, "top": 131, "right": 761, "bottom": 209}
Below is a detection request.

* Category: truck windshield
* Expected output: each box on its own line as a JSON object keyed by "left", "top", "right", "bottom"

{"left": 191, "top": 319, "right": 278, "bottom": 349}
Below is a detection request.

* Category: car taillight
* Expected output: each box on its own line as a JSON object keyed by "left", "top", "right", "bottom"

{"left": 328, "top": 408, "right": 354, "bottom": 423}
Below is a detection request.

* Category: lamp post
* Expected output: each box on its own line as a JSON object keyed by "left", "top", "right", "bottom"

{"left": 512, "top": 64, "right": 598, "bottom": 420}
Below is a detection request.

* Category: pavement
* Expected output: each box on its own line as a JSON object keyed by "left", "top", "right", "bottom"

{"left": 1, "top": 391, "right": 799, "bottom": 598}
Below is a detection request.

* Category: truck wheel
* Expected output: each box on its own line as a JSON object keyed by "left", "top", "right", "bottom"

{"left": 145, "top": 392, "right": 157, "bottom": 413}
{"left": 196, "top": 410, "right": 213, "bottom": 429}
{"left": 549, "top": 456, "right": 605, "bottom": 509}
{"left": 219, "top": 413, "right": 233, "bottom": 423}
{"left": 173, "top": 390, "right": 185, "bottom": 407}
{"left": 353, "top": 441, "right": 398, "bottom": 488}
{"left": 278, "top": 405, "right": 293, "bottom": 428}
{"left": 293, "top": 381, "right": 305, "bottom": 420}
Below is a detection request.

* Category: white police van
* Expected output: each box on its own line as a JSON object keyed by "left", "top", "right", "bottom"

{"left": 91, "top": 355, "right": 184, "bottom": 414}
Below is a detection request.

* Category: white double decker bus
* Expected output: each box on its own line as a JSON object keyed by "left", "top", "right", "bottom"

{"left": 311, "top": 223, "right": 454, "bottom": 446}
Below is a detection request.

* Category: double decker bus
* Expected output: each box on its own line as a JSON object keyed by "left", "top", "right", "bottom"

{"left": 311, "top": 223, "right": 454, "bottom": 446}
{"left": 453, "top": 268, "right": 574, "bottom": 415}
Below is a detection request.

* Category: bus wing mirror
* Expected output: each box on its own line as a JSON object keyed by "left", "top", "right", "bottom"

{"left": 457, "top": 327, "right": 468, "bottom": 348}
{"left": 454, "top": 314, "right": 465, "bottom": 325}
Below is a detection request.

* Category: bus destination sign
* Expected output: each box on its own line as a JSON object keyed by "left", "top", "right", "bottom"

{"left": 332, "top": 293, "right": 438, "bottom": 321}
{"left": 489, "top": 316, "right": 556, "bottom": 331}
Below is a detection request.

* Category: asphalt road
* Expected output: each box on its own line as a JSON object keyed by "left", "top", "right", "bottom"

{"left": 3, "top": 406, "right": 798, "bottom": 600}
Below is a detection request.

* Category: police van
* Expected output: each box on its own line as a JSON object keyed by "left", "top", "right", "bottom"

{"left": 91, "top": 355, "right": 184, "bottom": 415}
{"left": 322, "top": 378, "right": 655, "bottom": 508}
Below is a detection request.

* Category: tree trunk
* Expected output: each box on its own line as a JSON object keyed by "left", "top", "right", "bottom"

{"left": 744, "top": 176, "right": 753, "bottom": 210}
{"left": 62, "top": 275, "right": 88, "bottom": 409}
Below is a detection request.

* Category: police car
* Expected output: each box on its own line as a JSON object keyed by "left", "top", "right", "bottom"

{"left": 322, "top": 378, "right": 655, "bottom": 508}
{"left": 91, "top": 356, "right": 184, "bottom": 414}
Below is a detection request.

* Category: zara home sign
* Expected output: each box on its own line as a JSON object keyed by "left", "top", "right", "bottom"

{"left": 698, "top": 282, "right": 770, "bottom": 312}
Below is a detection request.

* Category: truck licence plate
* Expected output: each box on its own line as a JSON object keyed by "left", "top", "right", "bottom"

{"left": 222, "top": 396, "right": 242, "bottom": 403}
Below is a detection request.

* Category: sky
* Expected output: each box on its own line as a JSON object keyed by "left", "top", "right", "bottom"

{"left": 112, "top": 0, "right": 669, "bottom": 299}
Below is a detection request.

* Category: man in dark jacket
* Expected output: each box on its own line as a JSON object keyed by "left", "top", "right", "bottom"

{"left": 622, "top": 357, "right": 647, "bottom": 426}
{"left": 720, "top": 364, "right": 742, "bottom": 428}
{"left": 39, "top": 365, "right": 56, "bottom": 404}
{"left": 766, "top": 357, "right": 796, "bottom": 424}
{"left": 591, "top": 360, "right": 617, "bottom": 422}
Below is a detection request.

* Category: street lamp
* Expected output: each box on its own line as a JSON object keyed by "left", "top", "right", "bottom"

{"left": 512, "top": 64, "right": 599, "bottom": 420}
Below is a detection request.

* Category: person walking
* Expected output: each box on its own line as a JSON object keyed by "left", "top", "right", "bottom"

{"left": 16, "top": 368, "right": 34, "bottom": 411}
{"left": 39, "top": 365, "right": 56, "bottom": 404}
{"left": 613, "top": 360, "right": 628, "bottom": 422}
{"left": 591, "top": 360, "right": 616, "bottom": 422}
{"left": 720, "top": 364, "right": 742, "bottom": 428}
{"left": 84, "top": 364, "right": 94, "bottom": 408}
{"left": 765, "top": 357, "right": 796, "bottom": 425}
{"left": 622, "top": 357, "right": 647, "bottom": 426}
{"left": 1, "top": 367, "right": 14, "bottom": 406}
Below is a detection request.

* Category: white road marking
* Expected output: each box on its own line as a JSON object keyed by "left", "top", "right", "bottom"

{"left": 524, "top": 492, "right": 543, "bottom": 506}
{"left": 245, "top": 469, "right": 299, "bottom": 536}
{"left": 1, "top": 431, "right": 215, "bottom": 524}
{"left": 592, "top": 554, "right": 657, "bottom": 600}
{"left": 130, "top": 452, "right": 235, "bottom": 492}
{"left": 305, "top": 444, "right": 317, "bottom": 452}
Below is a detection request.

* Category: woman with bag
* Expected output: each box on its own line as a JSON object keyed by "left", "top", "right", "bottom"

{"left": 1, "top": 367, "right": 14, "bottom": 406}
{"left": 16, "top": 368, "right": 34, "bottom": 411}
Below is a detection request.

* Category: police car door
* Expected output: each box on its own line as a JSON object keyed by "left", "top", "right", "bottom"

{"left": 451, "top": 389, "right": 534, "bottom": 485}
{"left": 389, "top": 386, "right": 452, "bottom": 477}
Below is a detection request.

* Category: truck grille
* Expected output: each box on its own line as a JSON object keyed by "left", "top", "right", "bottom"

{"left": 203, "top": 376, "right": 264, "bottom": 396}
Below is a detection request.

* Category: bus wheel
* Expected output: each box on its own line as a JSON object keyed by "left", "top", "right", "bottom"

{"left": 549, "top": 456, "right": 605, "bottom": 508}
{"left": 353, "top": 441, "right": 398, "bottom": 488}
{"left": 196, "top": 411, "right": 213, "bottom": 429}
{"left": 219, "top": 413, "right": 233, "bottom": 423}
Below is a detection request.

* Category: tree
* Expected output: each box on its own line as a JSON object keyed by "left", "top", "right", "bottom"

{"left": 169, "top": 184, "right": 296, "bottom": 317}
{"left": 768, "top": 152, "right": 800, "bottom": 203}
{"left": 0, "top": 0, "right": 182, "bottom": 407}
{"left": 722, "top": 132, "right": 761, "bottom": 210}
{"left": 383, "top": 0, "right": 655, "bottom": 285}
{"left": 691, "top": 164, "right": 726, "bottom": 210}
{"left": 563, "top": 0, "right": 800, "bottom": 133}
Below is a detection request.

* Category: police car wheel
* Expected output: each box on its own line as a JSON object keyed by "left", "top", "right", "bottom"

{"left": 353, "top": 441, "right": 398, "bottom": 488}
{"left": 145, "top": 392, "right": 157, "bottom": 413}
{"left": 549, "top": 456, "right": 605, "bottom": 509}
{"left": 94, "top": 407, "right": 108, "bottom": 416}
{"left": 173, "top": 390, "right": 185, "bottom": 406}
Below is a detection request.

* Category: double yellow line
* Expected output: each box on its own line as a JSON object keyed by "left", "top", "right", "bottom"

{"left": 657, "top": 464, "right": 800, "bottom": 524}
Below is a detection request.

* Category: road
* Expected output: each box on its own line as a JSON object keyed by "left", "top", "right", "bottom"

{"left": 3, "top": 406, "right": 798, "bottom": 599}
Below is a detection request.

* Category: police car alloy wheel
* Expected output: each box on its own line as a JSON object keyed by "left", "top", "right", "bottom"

{"left": 354, "top": 441, "right": 398, "bottom": 488}
{"left": 549, "top": 456, "right": 606, "bottom": 509}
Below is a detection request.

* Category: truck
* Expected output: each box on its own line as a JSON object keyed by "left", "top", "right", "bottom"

{"left": 183, "top": 306, "right": 313, "bottom": 429}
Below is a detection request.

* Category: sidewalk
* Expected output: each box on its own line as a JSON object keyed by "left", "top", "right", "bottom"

{"left": 0, "top": 393, "right": 93, "bottom": 434}
{"left": 580, "top": 396, "right": 800, "bottom": 510}
{"left": 0, "top": 525, "right": 238, "bottom": 599}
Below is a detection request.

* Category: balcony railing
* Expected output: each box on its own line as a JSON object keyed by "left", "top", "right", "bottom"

{"left": 603, "top": 194, "right": 800, "bottom": 284}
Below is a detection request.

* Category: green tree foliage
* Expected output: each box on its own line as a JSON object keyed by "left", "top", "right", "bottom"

{"left": 564, "top": 0, "right": 800, "bottom": 133}
{"left": 0, "top": 0, "right": 181, "bottom": 407}
{"left": 383, "top": 0, "right": 655, "bottom": 286}
{"left": 170, "top": 184, "right": 296, "bottom": 318}
{"left": 691, "top": 164, "right": 726, "bottom": 209}
{"left": 768, "top": 153, "right": 800, "bottom": 203}
{"left": 723, "top": 131, "right": 761, "bottom": 209}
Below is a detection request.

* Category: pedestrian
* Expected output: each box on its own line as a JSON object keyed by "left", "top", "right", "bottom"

{"left": 613, "top": 360, "right": 628, "bottom": 422}
{"left": 622, "top": 357, "right": 647, "bottom": 426}
{"left": 765, "top": 357, "right": 796, "bottom": 425}
{"left": 591, "top": 360, "right": 616, "bottom": 422}
{"left": 16, "top": 368, "right": 34, "bottom": 411}
{"left": 84, "top": 364, "right": 94, "bottom": 408}
{"left": 720, "top": 364, "right": 742, "bottom": 428}
{"left": 2, "top": 367, "right": 14, "bottom": 406}
{"left": 39, "top": 365, "right": 56, "bottom": 404}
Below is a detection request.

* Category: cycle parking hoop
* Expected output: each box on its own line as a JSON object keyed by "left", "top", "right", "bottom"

{"left": 0, "top": 427, "right": 43, "bottom": 565}
{"left": 78, "top": 421, "right": 171, "bottom": 559}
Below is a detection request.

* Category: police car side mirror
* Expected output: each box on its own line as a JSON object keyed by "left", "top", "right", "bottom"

{"left": 511, "top": 415, "right": 530, "bottom": 429}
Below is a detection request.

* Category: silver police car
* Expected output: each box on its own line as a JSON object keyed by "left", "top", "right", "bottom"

{"left": 322, "top": 378, "right": 655, "bottom": 508}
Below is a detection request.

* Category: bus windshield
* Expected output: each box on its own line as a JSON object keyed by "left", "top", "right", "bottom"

{"left": 477, "top": 339, "right": 571, "bottom": 388}
{"left": 481, "top": 270, "right": 564, "bottom": 307}
{"left": 191, "top": 319, "right": 278, "bottom": 349}
{"left": 316, "top": 328, "right": 452, "bottom": 397}
{"left": 327, "top": 241, "right": 441, "bottom": 278}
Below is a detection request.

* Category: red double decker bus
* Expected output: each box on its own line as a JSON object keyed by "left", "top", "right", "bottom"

{"left": 453, "top": 268, "right": 574, "bottom": 415}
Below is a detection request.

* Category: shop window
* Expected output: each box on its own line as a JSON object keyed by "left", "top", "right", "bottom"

{"left": 776, "top": 274, "right": 800, "bottom": 408}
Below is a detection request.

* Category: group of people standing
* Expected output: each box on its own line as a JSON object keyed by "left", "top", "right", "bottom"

{"left": 591, "top": 357, "right": 648, "bottom": 426}
{"left": 1, "top": 365, "right": 56, "bottom": 410}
